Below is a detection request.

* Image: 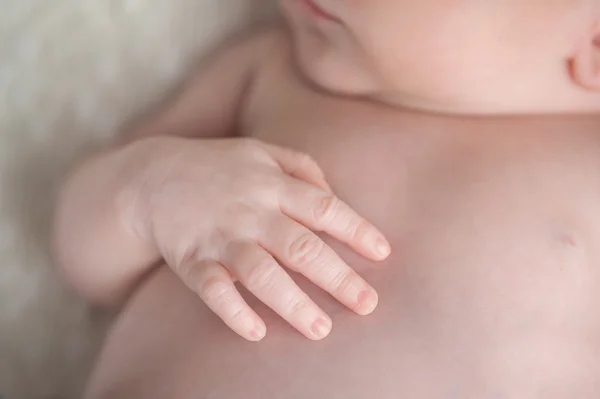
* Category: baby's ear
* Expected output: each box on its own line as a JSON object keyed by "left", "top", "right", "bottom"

{"left": 570, "top": 20, "right": 600, "bottom": 90}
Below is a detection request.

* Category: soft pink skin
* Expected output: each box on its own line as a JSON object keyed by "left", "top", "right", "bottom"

{"left": 55, "top": 0, "right": 600, "bottom": 396}
{"left": 83, "top": 38, "right": 600, "bottom": 397}
{"left": 54, "top": 0, "right": 600, "bottom": 347}
{"left": 52, "top": 33, "right": 389, "bottom": 343}
{"left": 279, "top": 0, "right": 600, "bottom": 113}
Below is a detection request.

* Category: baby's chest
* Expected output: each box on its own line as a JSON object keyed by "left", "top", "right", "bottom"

{"left": 242, "top": 66, "right": 424, "bottom": 226}
{"left": 243, "top": 67, "right": 600, "bottom": 241}
{"left": 237, "top": 103, "right": 600, "bottom": 396}
{"left": 242, "top": 71, "right": 600, "bottom": 305}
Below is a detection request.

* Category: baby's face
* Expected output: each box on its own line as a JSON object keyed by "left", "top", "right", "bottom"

{"left": 279, "top": 0, "right": 596, "bottom": 114}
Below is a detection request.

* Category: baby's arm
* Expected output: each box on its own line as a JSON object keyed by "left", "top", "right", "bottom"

{"left": 53, "top": 29, "right": 277, "bottom": 306}
{"left": 54, "top": 27, "right": 387, "bottom": 341}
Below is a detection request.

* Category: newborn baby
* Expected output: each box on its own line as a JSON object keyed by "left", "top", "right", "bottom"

{"left": 53, "top": 0, "right": 600, "bottom": 397}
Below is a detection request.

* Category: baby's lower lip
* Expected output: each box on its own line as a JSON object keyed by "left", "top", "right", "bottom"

{"left": 302, "top": 0, "right": 340, "bottom": 23}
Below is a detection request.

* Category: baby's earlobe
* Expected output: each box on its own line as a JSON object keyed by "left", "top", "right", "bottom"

{"left": 570, "top": 22, "right": 600, "bottom": 91}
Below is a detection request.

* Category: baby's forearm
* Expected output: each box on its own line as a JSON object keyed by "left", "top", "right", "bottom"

{"left": 53, "top": 28, "right": 277, "bottom": 306}
{"left": 53, "top": 138, "right": 163, "bottom": 306}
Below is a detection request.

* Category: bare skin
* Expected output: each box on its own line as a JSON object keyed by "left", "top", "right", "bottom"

{"left": 84, "top": 37, "right": 600, "bottom": 398}
{"left": 54, "top": 1, "right": 600, "bottom": 341}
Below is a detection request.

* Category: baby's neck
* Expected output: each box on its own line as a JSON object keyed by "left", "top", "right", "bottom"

{"left": 370, "top": 64, "right": 600, "bottom": 117}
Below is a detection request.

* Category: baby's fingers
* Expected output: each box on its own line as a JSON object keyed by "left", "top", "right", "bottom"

{"left": 279, "top": 177, "right": 391, "bottom": 261}
{"left": 260, "top": 215, "right": 378, "bottom": 316}
{"left": 178, "top": 258, "right": 266, "bottom": 342}
{"left": 223, "top": 240, "right": 333, "bottom": 340}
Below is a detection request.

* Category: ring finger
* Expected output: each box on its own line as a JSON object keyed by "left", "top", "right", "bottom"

{"left": 221, "top": 240, "right": 333, "bottom": 340}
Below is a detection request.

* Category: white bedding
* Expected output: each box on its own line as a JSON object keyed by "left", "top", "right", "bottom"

{"left": 0, "top": 1, "right": 276, "bottom": 397}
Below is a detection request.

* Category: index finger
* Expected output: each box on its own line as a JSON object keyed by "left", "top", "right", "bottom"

{"left": 278, "top": 177, "right": 391, "bottom": 262}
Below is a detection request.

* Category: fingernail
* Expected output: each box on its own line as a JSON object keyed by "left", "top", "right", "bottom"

{"left": 356, "top": 289, "right": 378, "bottom": 315}
{"left": 310, "top": 317, "right": 332, "bottom": 340}
{"left": 375, "top": 237, "right": 391, "bottom": 258}
{"left": 250, "top": 323, "right": 266, "bottom": 341}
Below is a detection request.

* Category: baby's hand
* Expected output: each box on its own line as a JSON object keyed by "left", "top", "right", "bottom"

{"left": 128, "top": 136, "right": 390, "bottom": 341}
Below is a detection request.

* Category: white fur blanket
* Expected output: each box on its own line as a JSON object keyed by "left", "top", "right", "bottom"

{"left": 0, "top": 1, "right": 276, "bottom": 397}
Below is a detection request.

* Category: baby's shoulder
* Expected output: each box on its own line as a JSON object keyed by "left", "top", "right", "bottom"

{"left": 197, "top": 24, "right": 291, "bottom": 89}
{"left": 237, "top": 26, "right": 304, "bottom": 122}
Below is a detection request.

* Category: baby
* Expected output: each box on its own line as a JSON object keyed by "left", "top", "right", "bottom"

{"left": 54, "top": 0, "right": 600, "bottom": 398}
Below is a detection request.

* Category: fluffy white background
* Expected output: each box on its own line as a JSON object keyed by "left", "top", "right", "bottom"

{"left": 0, "top": 1, "right": 277, "bottom": 397}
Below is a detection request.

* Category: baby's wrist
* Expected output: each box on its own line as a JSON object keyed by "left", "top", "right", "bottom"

{"left": 113, "top": 136, "right": 192, "bottom": 244}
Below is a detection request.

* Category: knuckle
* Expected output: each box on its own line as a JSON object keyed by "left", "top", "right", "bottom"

{"left": 245, "top": 259, "right": 279, "bottom": 292}
{"left": 295, "top": 152, "right": 318, "bottom": 171}
{"left": 330, "top": 270, "right": 356, "bottom": 297}
{"left": 200, "top": 276, "right": 230, "bottom": 304}
{"left": 210, "top": 227, "right": 234, "bottom": 249}
{"left": 313, "top": 194, "right": 339, "bottom": 227}
{"left": 229, "top": 306, "right": 247, "bottom": 324}
{"left": 175, "top": 251, "right": 201, "bottom": 281}
{"left": 287, "top": 233, "right": 325, "bottom": 269}
{"left": 285, "top": 295, "right": 310, "bottom": 317}
{"left": 253, "top": 169, "right": 283, "bottom": 192}
{"left": 347, "top": 218, "right": 370, "bottom": 242}
{"left": 238, "top": 138, "right": 272, "bottom": 164}
{"left": 223, "top": 202, "right": 259, "bottom": 227}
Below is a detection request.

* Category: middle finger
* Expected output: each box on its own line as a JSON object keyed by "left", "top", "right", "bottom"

{"left": 259, "top": 214, "right": 379, "bottom": 316}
